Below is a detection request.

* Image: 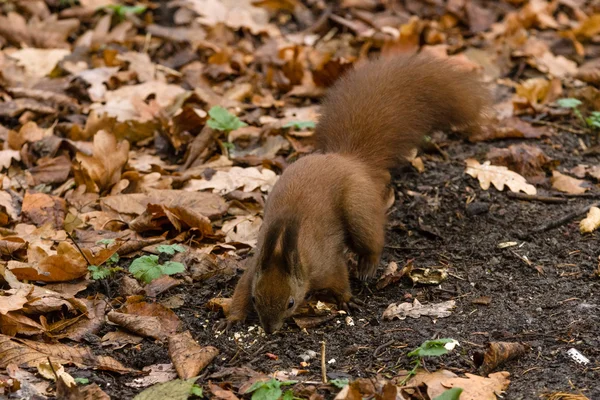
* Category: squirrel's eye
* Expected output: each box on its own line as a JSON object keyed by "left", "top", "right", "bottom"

{"left": 287, "top": 298, "right": 295, "bottom": 309}
{"left": 251, "top": 296, "right": 256, "bottom": 304}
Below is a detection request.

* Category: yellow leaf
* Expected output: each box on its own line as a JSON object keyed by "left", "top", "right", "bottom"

{"left": 465, "top": 159, "right": 536, "bottom": 195}
{"left": 580, "top": 207, "right": 600, "bottom": 234}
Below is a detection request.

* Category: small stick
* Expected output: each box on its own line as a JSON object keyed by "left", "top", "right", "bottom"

{"left": 66, "top": 231, "right": 92, "bottom": 266}
{"left": 373, "top": 339, "right": 395, "bottom": 358}
{"left": 507, "top": 192, "right": 568, "bottom": 204}
{"left": 320, "top": 341, "right": 327, "bottom": 384}
{"left": 518, "top": 202, "right": 599, "bottom": 239}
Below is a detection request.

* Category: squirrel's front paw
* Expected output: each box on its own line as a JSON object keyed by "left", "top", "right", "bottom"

{"left": 214, "top": 317, "right": 243, "bottom": 333}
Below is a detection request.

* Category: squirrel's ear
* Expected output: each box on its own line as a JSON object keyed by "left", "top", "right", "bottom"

{"left": 257, "top": 222, "right": 281, "bottom": 271}
{"left": 281, "top": 220, "right": 301, "bottom": 274}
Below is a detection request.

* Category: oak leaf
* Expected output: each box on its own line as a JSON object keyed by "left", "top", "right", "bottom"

{"left": 551, "top": 171, "right": 589, "bottom": 194}
{"left": 465, "top": 159, "right": 537, "bottom": 195}
{"left": 580, "top": 206, "right": 600, "bottom": 234}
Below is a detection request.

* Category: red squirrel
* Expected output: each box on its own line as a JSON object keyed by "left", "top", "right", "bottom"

{"left": 220, "top": 54, "right": 490, "bottom": 334}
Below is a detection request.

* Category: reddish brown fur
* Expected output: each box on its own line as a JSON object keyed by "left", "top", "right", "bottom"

{"left": 223, "top": 54, "right": 490, "bottom": 333}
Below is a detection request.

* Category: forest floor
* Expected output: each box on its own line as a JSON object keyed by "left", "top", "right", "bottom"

{"left": 0, "top": 1, "right": 599, "bottom": 399}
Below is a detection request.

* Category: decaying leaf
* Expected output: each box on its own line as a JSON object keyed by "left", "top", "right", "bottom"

{"left": 132, "top": 377, "right": 198, "bottom": 400}
{"left": 407, "top": 369, "right": 511, "bottom": 400}
{"left": 125, "top": 364, "right": 178, "bottom": 389}
{"left": 551, "top": 171, "right": 589, "bottom": 195}
{"left": 168, "top": 330, "right": 219, "bottom": 379}
{"left": 465, "top": 159, "right": 537, "bottom": 195}
{"left": 184, "top": 166, "right": 278, "bottom": 195}
{"left": 473, "top": 342, "right": 529, "bottom": 375}
{"left": 383, "top": 299, "right": 455, "bottom": 321}
{"left": 74, "top": 130, "right": 130, "bottom": 193}
{"left": 0, "top": 334, "right": 134, "bottom": 373}
{"left": 580, "top": 206, "right": 600, "bottom": 234}
{"left": 376, "top": 261, "right": 413, "bottom": 290}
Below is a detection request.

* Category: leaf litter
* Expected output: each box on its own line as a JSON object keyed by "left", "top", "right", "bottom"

{"left": 1, "top": 0, "right": 599, "bottom": 399}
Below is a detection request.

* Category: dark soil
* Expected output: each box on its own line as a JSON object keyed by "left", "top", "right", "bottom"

{"left": 92, "top": 129, "right": 600, "bottom": 399}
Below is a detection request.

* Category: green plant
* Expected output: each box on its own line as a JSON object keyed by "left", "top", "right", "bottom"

{"left": 245, "top": 379, "right": 297, "bottom": 400}
{"left": 433, "top": 387, "right": 463, "bottom": 400}
{"left": 586, "top": 111, "right": 600, "bottom": 129}
{"left": 88, "top": 250, "right": 122, "bottom": 280}
{"left": 207, "top": 106, "right": 247, "bottom": 131}
{"left": 190, "top": 384, "right": 203, "bottom": 397}
{"left": 103, "top": 4, "right": 147, "bottom": 21}
{"left": 557, "top": 98, "right": 585, "bottom": 125}
{"left": 129, "top": 255, "right": 185, "bottom": 284}
{"left": 329, "top": 378, "right": 349, "bottom": 389}
{"left": 97, "top": 238, "right": 116, "bottom": 246}
{"left": 74, "top": 377, "right": 89, "bottom": 385}
{"left": 157, "top": 244, "right": 186, "bottom": 255}
{"left": 400, "top": 338, "right": 459, "bottom": 386}
{"left": 283, "top": 120, "right": 316, "bottom": 130}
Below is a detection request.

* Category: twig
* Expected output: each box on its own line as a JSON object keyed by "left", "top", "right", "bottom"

{"left": 517, "top": 202, "right": 599, "bottom": 239}
{"left": 320, "top": 341, "right": 327, "bottom": 384}
{"left": 506, "top": 192, "right": 568, "bottom": 204}
{"left": 47, "top": 357, "right": 59, "bottom": 380}
{"left": 373, "top": 339, "right": 395, "bottom": 358}
{"left": 66, "top": 231, "right": 92, "bottom": 266}
{"left": 531, "top": 120, "right": 586, "bottom": 135}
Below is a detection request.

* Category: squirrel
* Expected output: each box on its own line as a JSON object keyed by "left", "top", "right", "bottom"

{"left": 219, "top": 54, "right": 490, "bottom": 334}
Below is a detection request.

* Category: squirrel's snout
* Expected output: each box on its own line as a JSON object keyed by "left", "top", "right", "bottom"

{"left": 261, "top": 320, "right": 283, "bottom": 334}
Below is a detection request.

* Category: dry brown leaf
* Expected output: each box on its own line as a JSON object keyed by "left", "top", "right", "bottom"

{"left": 210, "top": 383, "right": 241, "bottom": 400}
{"left": 465, "top": 159, "right": 537, "bottom": 195}
{"left": 188, "top": 0, "right": 280, "bottom": 36}
{"left": 107, "top": 301, "right": 182, "bottom": 340}
{"left": 168, "top": 330, "right": 219, "bottom": 379}
{"left": 28, "top": 156, "right": 72, "bottom": 186}
{"left": 74, "top": 130, "right": 130, "bottom": 193}
{"left": 0, "top": 286, "right": 30, "bottom": 315}
{"left": 0, "top": 312, "right": 45, "bottom": 336}
{"left": 0, "top": 149, "right": 22, "bottom": 170}
{"left": 144, "top": 275, "right": 182, "bottom": 298}
{"left": 382, "top": 299, "right": 455, "bottom": 320}
{"left": 59, "top": 299, "right": 107, "bottom": 342}
{"left": 21, "top": 191, "right": 67, "bottom": 229}
{"left": 0, "top": 334, "right": 134, "bottom": 373}
{"left": 473, "top": 342, "right": 529, "bottom": 375}
{"left": 184, "top": 166, "right": 278, "bottom": 195}
{"left": 551, "top": 171, "right": 589, "bottom": 195}
{"left": 206, "top": 297, "right": 232, "bottom": 316}
{"left": 442, "top": 372, "right": 511, "bottom": 400}
{"left": 221, "top": 215, "right": 262, "bottom": 246}
{"left": 101, "top": 330, "right": 144, "bottom": 350}
{"left": 7, "top": 241, "right": 88, "bottom": 282}
{"left": 486, "top": 144, "right": 554, "bottom": 180}
{"left": 129, "top": 203, "right": 213, "bottom": 236}
{"left": 376, "top": 260, "right": 413, "bottom": 290}
{"left": 100, "top": 190, "right": 227, "bottom": 221}
{"left": 125, "top": 363, "right": 177, "bottom": 389}
{"left": 9, "top": 48, "right": 70, "bottom": 81}
{"left": 470, "top": 117, "right": 552, "bottom": 142}
{"left": 580, "top": 207, "right": 600, "bottom": 234}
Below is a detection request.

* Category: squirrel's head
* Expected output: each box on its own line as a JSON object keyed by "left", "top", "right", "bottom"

{"left": 251, "top": 219, "right": 306, "bottom": 334}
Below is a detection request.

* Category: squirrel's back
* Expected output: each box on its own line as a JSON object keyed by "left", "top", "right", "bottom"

{"left": 314, "top": 54, "right": 490, "bottom": 170}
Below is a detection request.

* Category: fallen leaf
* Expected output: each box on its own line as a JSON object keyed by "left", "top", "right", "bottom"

{"left": 221, "top": 215, "right": 262, "bottom": 246}
{"left": 580, "top": 206, "right": 600, "bottom": 234}
{"left": 184, "top": 166, "right": 278, "bottom": 195}
{"left": 470, "top": 118, "right": 552, "bottom": 142}
{"left": 409, "top": 267, "right": 448, "bottom": 285}
{"left": 0, "top": 312, "right": 45, "bottom": 336}
{"left": 100, "top": 190, "right": 227, "bottom": 221}
{"left": 37, "top": 360, "right": 76, "bottom": 388}
{"left": 0, "top": 334, "right": 134, "bottom": 373}
{"left": 441, "top": 372, "right": 510, "bottom": 400}
{"left": 551, "top": 171, "right": 589, "bottom": 194}
{"left": 473, "top": 342, "right": 529, "bottom": 375}
{"left": 465, "top": 159, "right": 537, "bottom": 195}
{"left": 206, "top": 298, "right": 232, "bottom": 316}
{"left": 73, "top": 130, "right": 130, "bottom": 193}
{"left": 101, "top": 330, "right": 144, "bottom": 350}
{"left": 376, "top": 261, "right": 413, "bottom": 290}
{"left": 168, "top": 330, "right": 219, "bottom": 379}
{"left": 21, "top": 191, "right": 67, "bottom": 229}
{"left": 107, "top": 301, "right": 182, "bottom": 340}
{"left": 0, "top": 149, "right": 22, "bottom": 170}
{"left": 210, "top": 383, "right": 241, "bottom": 400}
{"left": 125, "top": 363, "right": 178, "bottom": 389}
{"left": 28, "top": 156, "right": 72, "bottom": 186}
{"left": 486, "top": 144, "right": 554, "bottom": 180}
{"left": 132, "top": 377, "right": 198, "bottom": 400}
{"left": 8, "top": 241, "right": 88, "bottom": 282}
{"left": 9, "top": 48, "right": 70, "bottom": 81}
{"left": 382, "top": 299, "right": 456, "bottom": 320}
{"left": 188, "top": 0, "right": 280, "bottom": 36}
{"left": 0, "top": 286, "right": 30, "bottom": 315}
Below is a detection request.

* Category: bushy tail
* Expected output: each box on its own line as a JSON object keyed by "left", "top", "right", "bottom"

{"left": 314, "top": 54, "right": 491, "bottom": 170}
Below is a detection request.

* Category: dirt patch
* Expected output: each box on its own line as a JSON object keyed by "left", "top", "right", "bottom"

{"left": 91, "top": 130, "right": 600, "bottom": 399}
